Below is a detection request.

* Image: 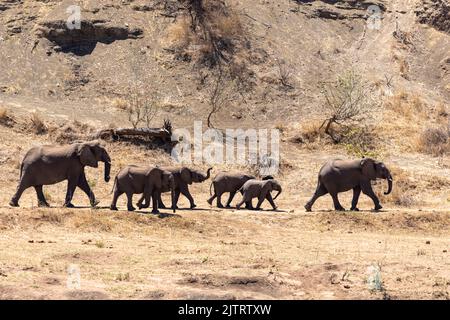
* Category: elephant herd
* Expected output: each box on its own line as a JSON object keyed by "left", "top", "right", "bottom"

{"left": 9, "top": 141, "right": 394, "bottom": 213}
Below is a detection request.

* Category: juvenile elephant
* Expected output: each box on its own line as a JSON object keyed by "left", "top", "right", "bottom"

{"left": 10, "top": 141, "right": 111, "bottom": 208}
{"left": 110, "top": 166, "right": 176, "bottom": 213}
{"left": 304, "top": 158, "right": 393, "bottom": 212}
{"left": 207, "top": 172, "right": 256, "bottom": 208}
{"left": 151, "top": 167, "right": 212, "bottom": 209}
{"left": 236, "top": 179, "right": 282, "bottom": 211}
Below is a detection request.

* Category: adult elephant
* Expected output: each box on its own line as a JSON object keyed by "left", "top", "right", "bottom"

{"left": 110, "top": 166, "right": 176, "bottom": 213}
{"left": 304, "top": 158, "right": 393, "bottom": 212}
{"left": 236, "top": 179, "right": 282, "bottom": 211}
{"left": 10, "top": 141, "right": 111, "bottom": 208}
{"left": 207, "top": 172, "right": 256, "bottom": 208}
{"left": 152, "top": 167, "right": 212, "bottom": 209}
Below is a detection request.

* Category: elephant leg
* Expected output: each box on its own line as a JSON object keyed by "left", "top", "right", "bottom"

{"left": 216, "top": 193, "right": 224, "bottom": 208}
{"left": 64, "top": 178, "right": 78, "bottom": 208}
{"left": 158, "top": 193, "right": 167, "bottom": 209}
{"left": 245, "top": 200, "right": 253, "bottom": 210}
{"left": 77, "top": 173, "right": 98, "bottom": 207}
{"left": 225, "top": 192, "right": 236, "bottom": 208}
{"left": 110, "top": 189, "right": 122, "bottom": 211}
{"left": 10, "top": 180, "right": 29, "bottom": 207}
{"left": 304, "top": 182, "right": 328, "bottom": 212}
{"left": 34, "top": 185, "right": 49, "bottom": 207}
{"left": 137, "top": 194, "right": 148, "bottom": 209}
{"left": 350, "top": 186, "right": 362, "bottom": 211}
{"left": 207, "top": 192, "right": 217, "bottom": 205}
{"left": 151, "top": 190, "right": 160, "bottom": 214}
{"left": 330, "top": 192, "right": 345, "bottom": 211}
{"left": 236, "top": 195, "right": 247, "bottom": 210}
{"left": 126, "top": 192, "right": 135, "bottom": 211}
{"left": 266, "top": 193, "right": 277, "bottom": 211}
{"left": 180, "top": 186, "right": 196, "bottom": 209}
{"left": 361, "top": 183, "right": 382, "bottom": 210}
{"left": 255, "top": 192, "right": 268, "bottom": 210}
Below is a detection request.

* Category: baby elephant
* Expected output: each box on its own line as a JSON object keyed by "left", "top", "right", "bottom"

{"left": 110, "top": 165, "right": 175, "bottom": 213}
{"left": 236, "top": 179, "right": 282, "bottom": 211}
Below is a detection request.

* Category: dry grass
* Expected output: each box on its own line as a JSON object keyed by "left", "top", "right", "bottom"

{"left": 378, "top": 165, "right": 418, "bottom": 207}
{"left": 415, "top": 127, "right": 450, "bottom": 156}
{"left": 29, "top": 112, "right": 48, "bottom": 135}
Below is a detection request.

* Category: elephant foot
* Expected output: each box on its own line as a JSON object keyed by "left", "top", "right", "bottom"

{"left": 90, "top": 199, "right": 100, "bottom": 208}
{"left": 225, "top": 204, "right": 232, "bottom": 208}
{"left": 159, "top": 204, "right": 167, "bottom": 209}
{"left": 207, "top": 199, "right": 213, "bottom": 205}
{"left": 38, "top": 201, "right": 50, "bottom": 208}
{"left": 304, "top": 204, "right": 312, "bottom": 212}
{"left": 64, "top": 203, "right": 75, "bottom": 208}
{"left": 350, "top": 207, "right": 360, "bottom": 211}
{"left": 335, "top": 207, "right": 346, "bottom": 212}
{"left": 190, "top": 204, "right": 197, "bottom": 209}
{"left": 137, "top": 203, "right": 148, "bottom": 210}
{"left": 9, "top": 200, "right": 19, "bottom": 207}
{"left": 272, "top": 207, "right": 278, "bottom": 211}
{"left": 127, "top": 206, "right": 136, "bottom": 212}
{"left": 217, "top": 204, "right": 224, "bottom": 208}
{"left": 374, "top": 204, "right": 383, "bottom": 211}
{"left": 152, "top": 209, "right": 160, "bottom": 214}
{"left": 110, "top": 205, "right": 118, "bottom": 211}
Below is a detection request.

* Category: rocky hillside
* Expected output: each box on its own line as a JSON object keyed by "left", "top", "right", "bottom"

{"left": 0, "top": 0, "right": 448, "bottom": 129}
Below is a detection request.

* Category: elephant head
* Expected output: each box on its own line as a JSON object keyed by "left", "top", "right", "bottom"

{"left": 360, "top": 158, "right": 393, "bottom": 195}
{"left": 77, "top": 141, "right": 111, "bottom": 182}
{"left": 180, "top": 167, "right": 212, "bottom": 185}
{"left": 263, "top": 179, "right": 282, "bottom": 200}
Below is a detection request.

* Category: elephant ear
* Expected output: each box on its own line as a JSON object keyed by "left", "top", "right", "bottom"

{"left": 360, "top": 158, "right": 376, "bottom": 180}
{"left": 77, "top": 144, "right": 98, "bottom": 168}
{"left": 180, "top": 167, "right": 192, "bottom": 185}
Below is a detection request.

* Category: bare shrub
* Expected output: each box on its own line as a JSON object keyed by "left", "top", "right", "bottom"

{"left": 126, "top": 88, "right": 159, "bottom": 129}
{"left": 340, "top": 126, "right": 380, "bottom": 158}
{"left": 416, "top": 127, "right": 450, "bottom": 156}
{"left": 30, "top": 112, "right": 48, "bottom": 135}
{"left": 319, "top": 70, "right": 381, "bottom": 143}
{"left": 379, "top": 166, "right": 418, "bottom": 207}
{"left": 205, "top": 71, "right": 236, "bottom": 128}
{"left": 290, "top": 123, "right": 323, "bottom": 144}
{"left": 276, "top": 59, "right": 294, "bottom": 89}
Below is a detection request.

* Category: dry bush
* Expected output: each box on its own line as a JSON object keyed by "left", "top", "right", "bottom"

{"left": 0, "top": 107, "right": 16, "bottom": 127}
{"left": 378, "top": 166, "right": 418, "bottom": 207}
{"left": 319, "top": 70, "right": 381, "bottom": 143}
{"left": 50, "top": 120, "right": 92, "bottom": 144}
{"left": 290, "top": 123, "right": 324, "bottom": 144}
{"left": 29, "top": 112, "right": 48, "bottom": 135}
{"left": 111, "top": 98, "right": 129, "bottom": 111}
{"left": 165, "top": 17, "right": 192, "bottom": 51}
{"left": 416, "top": 127, "right": 450, "bottom": 156}
{"left": 340, "top": 126, "right": 380, "bottom": 158}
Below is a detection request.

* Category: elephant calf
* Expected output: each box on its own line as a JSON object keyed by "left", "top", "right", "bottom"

{"left": 304, "top": 158, "right": 393, "bottom": 212}
{"left": 236, "top": 179, "right": 282, "bottom": 211}
{"left": 110, "top": 166, "right": 176, "bottom": 213}
{"left": 10, "top": 141, "right": 111, "bottom": 208}
{"left": 207, "top": 172, "right": 256, "bottom": 208}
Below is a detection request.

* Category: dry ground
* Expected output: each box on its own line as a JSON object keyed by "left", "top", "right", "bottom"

{"left": 0, "top": 122, "right": 448, "bottom": 300}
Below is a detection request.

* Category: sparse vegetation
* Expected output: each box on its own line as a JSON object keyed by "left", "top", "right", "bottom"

{"left": 416, "top": 127, "right": 450, "bottom": 156}
{"left": 319, "top": 70, "right": 381, "bottom": 143}
{"left": 29, "top": 112, "right": 47, "bottom": 135}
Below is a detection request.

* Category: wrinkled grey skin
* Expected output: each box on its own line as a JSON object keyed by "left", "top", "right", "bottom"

{"left": 110, "top": 166, "right": 176, "bottom": 213}
{"left": 207, "top": 172, "right": 256, "bottom": 208}
{"left": 10, "top": 141, "right": 111, "bottom": 208}
{"left": 304, "top": 158, "right": 393, "bottom": 212}
{"left": 236, "top": 179, "right": 282, "bottom": 211}
{"left": 143, "top": 167, "right": 212, "bottom": 209}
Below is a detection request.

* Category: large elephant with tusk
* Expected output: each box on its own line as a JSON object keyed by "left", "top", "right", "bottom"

{"left": 10, "top": 141, "right": 111, "bottom": 208}
{"left": 304, "top": 158, "right": 393, "bottom": 212}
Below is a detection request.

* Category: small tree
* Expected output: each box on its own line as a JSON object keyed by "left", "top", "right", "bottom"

{"left": 126, "top": 86, "right": 158, "bottom": 128}
{"left": 206, "top": 71, "right": 235, "bottom": 128}
{"left": 320, "top": 70, "right": 379, "bottom": 142}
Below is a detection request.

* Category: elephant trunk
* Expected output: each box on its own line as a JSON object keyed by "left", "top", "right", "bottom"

{"left": 104, "top": 160, "right": 111, "bottom": 183}
{"left": 384, "top": 174, "right": 393, "bottom": 195}
{"left": 102, "top": 151, "right": 111, "bottom": 182}
{"left": 205, "top": 167, "right": 212, "bottom": 180}
{"left": 273, "top": 187, "right": 282, "bottom": 200}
